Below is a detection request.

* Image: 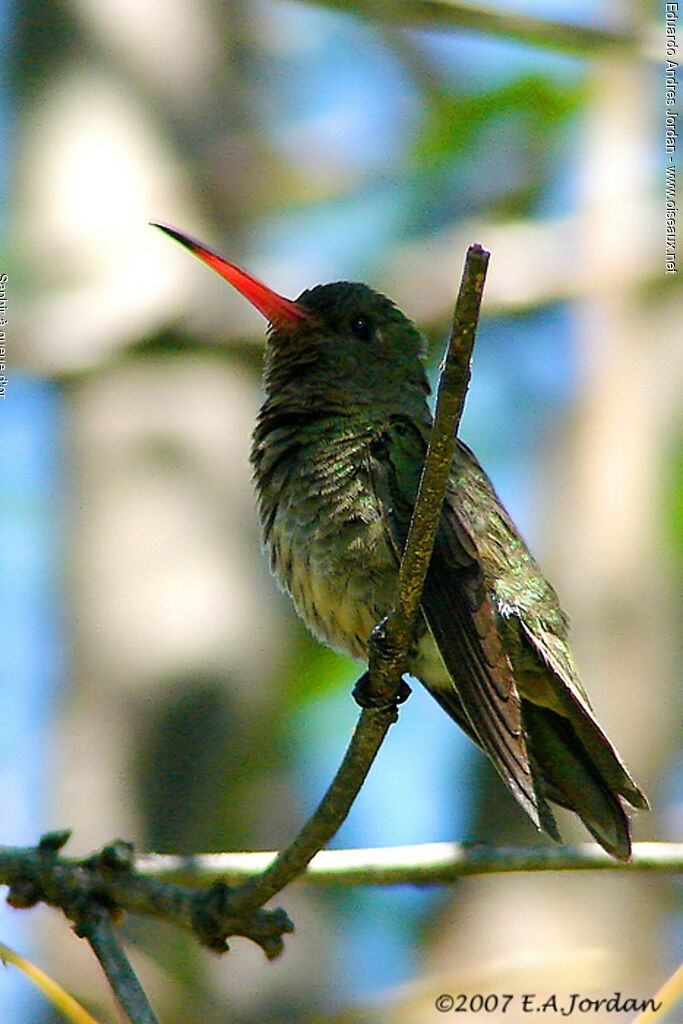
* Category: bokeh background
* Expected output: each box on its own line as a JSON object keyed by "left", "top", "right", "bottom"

{"left": 2, "top": 0, "right": 682, "bottom": 1021}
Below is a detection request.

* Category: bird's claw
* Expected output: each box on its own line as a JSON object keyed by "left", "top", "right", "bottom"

{"left": 352, "top": 672, "right": 411, "bottom": 710}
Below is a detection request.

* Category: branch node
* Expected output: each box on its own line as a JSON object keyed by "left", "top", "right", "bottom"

{"left": 98, "top": 840, "right": 136, "bottom": 873}
{"left": 6, "top": 879, "right": 42, "bottom": 910}
{"left": 257, "top": 908, "right": 295, "bottom": 961}
{"left": 191, "top": 881, "right": 233, "bottom": 953}
{"left": 38, "top": 829, "right": 72, "bottom": 855}
{"left": 191, "top": 882, "right": 294, "bottom": 959}
{"left": 72, "top": 907, "right": 106, "bottom": 941}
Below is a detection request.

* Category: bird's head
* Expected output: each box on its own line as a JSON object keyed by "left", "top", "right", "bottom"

{"left": 152, "top": 223, "right": 430, "bottom": 414}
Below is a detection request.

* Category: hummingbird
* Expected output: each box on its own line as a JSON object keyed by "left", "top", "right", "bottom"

{"left": 152, "top": 222, "right": 648, "bottom": 860}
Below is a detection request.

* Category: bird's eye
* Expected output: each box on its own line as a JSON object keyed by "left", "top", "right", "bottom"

{"left": 350, "top": 316, "right": 373, "bottom": 341}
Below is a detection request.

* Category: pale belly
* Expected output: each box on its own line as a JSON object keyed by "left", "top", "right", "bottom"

{"left": 266, "top": 489, "right": 457, "bottom": 695}
{"left": 268, "top": 508, "right": 399, "bottom": 661}
{"left": 409, "top": 628, "right": 453, "bottom": 690}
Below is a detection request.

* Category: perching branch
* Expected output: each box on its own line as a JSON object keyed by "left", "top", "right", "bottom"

{"left": 302, "top": 0, "right": 640, "bottom": 60}
{"left": 384, "top": 242, "right": 488, "bottom": 663}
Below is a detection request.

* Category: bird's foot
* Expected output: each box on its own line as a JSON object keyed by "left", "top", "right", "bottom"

{"left": 352, "top": 672, "right": 412, "bottom": 711}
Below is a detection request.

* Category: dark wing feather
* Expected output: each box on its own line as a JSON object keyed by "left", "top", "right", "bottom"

{"left": 447, "top": 440, "right": 647, "bottom": 855}
{"left": 521, "top": 700, "right": 633, "bottom": 858}
{"left": 422, "top": 509, "right": 559, "bottom": 835}
{"left": 367, "top": 417, "right": 551, "bottom": 833}
{"left": 518, "top": 621, "right": 649, "bottom": 812}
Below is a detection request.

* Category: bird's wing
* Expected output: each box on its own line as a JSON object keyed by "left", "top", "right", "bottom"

{"left": 366, "top": 417, "right": 552, "bottom": 832}
{"left": 449, "top": 440, "right": 648, "bottom": 819}
{"left": 518, "top": 620, "right": 649, "bottom": 811}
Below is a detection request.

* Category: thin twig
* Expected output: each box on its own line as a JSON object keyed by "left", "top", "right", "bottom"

{"left": 0, "top": 940, "right": 101, "bottom": 1024}
{"left": 631, "top": 961, "right": 683, "bottom": 1024}
{"left": 76, "top": 907, "right": 160, "bottom": 1024}
{"left": 226, "top": 710, "right": 396, "bottom": 913}
{"left": 302, "top": 0, "right": 640, "bottom": 59}
{"left": 227, "top": 244, "right": 490, "bottom": 915}
{"left": 134, "top": 842, "right": 683, "bottom": 887}
{"left": 388, "top": 242, "right": 488, "bottom": 652}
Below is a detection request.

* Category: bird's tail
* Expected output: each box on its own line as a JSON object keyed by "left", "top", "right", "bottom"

{"left": 521, "top": 700, "right": 646, "bottom": 860}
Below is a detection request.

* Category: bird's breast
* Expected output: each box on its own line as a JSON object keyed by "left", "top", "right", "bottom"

{"left": 254, "top": 424, "right": 399, "bottom": 660}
